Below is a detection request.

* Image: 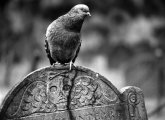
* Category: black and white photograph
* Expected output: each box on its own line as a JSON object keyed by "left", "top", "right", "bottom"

{"left": 0, "top": 0, "right": 165, "bottom": 120}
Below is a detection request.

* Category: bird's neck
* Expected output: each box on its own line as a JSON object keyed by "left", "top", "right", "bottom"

{"left": 68, "top": 19, "right": 84, "bottom": 32}
{"left": 63, "top": 14, "right": 84, "bottom": 32}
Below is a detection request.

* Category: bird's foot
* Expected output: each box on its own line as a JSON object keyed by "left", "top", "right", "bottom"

{"left": 69, "top": 62, "right": 73, "bottom": 71}
{"left": 52, "top": 62, "right": 75, "bottom": 70}
{"left": 52, "top": 62, "right": 58, "bottom": 66}
{"left": 69, "top": 62, "right": 76, "bottom": 71}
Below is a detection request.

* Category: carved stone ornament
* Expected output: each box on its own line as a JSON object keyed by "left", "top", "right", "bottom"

{"left": 0, "top": 64, "right": 148, "bottom": 120}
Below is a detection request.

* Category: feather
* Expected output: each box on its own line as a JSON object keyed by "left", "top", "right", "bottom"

{"left": 45, "top": 39, "right": 56, "bottom": 65}
{"left": 45, "top": 4, "right": 90, "bottom": 69}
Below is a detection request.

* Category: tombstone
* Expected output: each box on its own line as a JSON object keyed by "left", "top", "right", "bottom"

{"left": 0, "top": 63, "right": 148, "bottom": 120}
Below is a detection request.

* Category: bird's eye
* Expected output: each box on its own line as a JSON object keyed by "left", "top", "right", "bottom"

{"left": 81, "top": 8, "right": 85, "bottom": 11}
{"left": 80, "top": 8, "right": 87, "bottom": 12}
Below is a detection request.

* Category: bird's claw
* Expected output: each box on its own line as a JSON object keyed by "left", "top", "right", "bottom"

{"left": 69, "top": 62, "right": 74, "bottom": 71}
{"left": 69, "top": 62, "right": 72, "bottom": 71}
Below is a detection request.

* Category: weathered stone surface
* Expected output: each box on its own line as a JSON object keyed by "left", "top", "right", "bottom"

{"left": 121, "top": 86, "right": 148, "bottom": 120}
{"left": 0, "top": 64, "right": 148, "bottom": 120}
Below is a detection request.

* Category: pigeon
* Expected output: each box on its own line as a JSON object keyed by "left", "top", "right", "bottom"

{"left": 45, "top": 4, "right": 91, "bottom": 70}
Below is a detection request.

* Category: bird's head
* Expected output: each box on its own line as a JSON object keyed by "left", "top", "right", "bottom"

{"left": 69, "top": 4, "right": 91, "bottom": 19}
{"left": 70, "top": 4, "right": 91, "bottom": 17}
{"left": 63, "top": 4, "right": 91, "bottom": 31}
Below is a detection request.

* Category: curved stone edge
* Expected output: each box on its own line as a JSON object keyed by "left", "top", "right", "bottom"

{"left": 0, "top": 66, "right": 49, "bottom": 119}
{"left": 120, "top": 86, "right": 148, "bottom": 120}
{"left": 0, "top": 65, "right": 122, "bottom": 119}
{"left": 76, "top": 66, "right": 121, "bottom": 98}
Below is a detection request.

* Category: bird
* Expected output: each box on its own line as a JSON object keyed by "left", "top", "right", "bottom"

{"left": 45, "top": 4, "right": 91, "bottom": 70}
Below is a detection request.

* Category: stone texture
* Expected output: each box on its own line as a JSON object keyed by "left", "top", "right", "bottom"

{"left": 0, "top": 64, "right": 148, "bottom": 120}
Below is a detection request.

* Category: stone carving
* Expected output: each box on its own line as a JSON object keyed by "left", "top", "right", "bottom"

{"left": 0, "top": 64, "right": 148, "bottom": 120}
{"left": 121, "top": 86, "right": 148, "bottom": 120}
{"left": 70, "top": 75, "right": 119, "bottom": 110}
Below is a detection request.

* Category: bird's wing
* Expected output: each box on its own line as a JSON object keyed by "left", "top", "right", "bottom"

{"left": 72, "top": 42, "right": 81, "bottom": 63}
{"left": 45, "top": 39, "right": 56, "bottom": 65}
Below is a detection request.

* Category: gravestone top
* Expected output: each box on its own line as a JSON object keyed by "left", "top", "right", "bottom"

{"left": 0, "top": 64, "right": 148, "bottom": 120}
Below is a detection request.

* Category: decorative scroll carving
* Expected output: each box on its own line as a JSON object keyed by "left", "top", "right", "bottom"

{"left": 0, "top": 65, "right": 148, "bottom": 120}
{"left": 121, "top": 86, "right": 148, "bottom": 120}
{"left": 70, "top": 75, "right": 119, "bottom": 110}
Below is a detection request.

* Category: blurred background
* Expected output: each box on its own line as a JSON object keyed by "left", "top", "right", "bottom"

{"left": 0, "top": 0, "right": 165, "bottom": 119}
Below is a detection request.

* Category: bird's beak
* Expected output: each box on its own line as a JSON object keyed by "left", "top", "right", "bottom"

{"left": 86, "top": 12, "right": 91, "bottom": 16}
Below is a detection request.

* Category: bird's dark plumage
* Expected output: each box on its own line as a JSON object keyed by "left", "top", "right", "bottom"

{"left": 45, "top": 4, "right": 90, "bottom": 68}
{"left": 45, "top": 39, "right": 54, "bottom": 65}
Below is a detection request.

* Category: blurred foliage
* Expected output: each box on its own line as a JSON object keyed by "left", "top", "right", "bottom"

{"left": 0, "top": 0, "right": 165, "bottom": 93}
{"left": 1, "top": 0, "right": 165, "bottom": 63}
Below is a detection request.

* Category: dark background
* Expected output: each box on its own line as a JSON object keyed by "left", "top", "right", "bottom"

{"left": 0, "top": 0, "right": 165, "bottom": 119}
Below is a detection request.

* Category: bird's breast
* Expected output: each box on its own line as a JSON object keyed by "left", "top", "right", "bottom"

{"left": 48, "top": 29, "right": 80, "bottom": 63}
